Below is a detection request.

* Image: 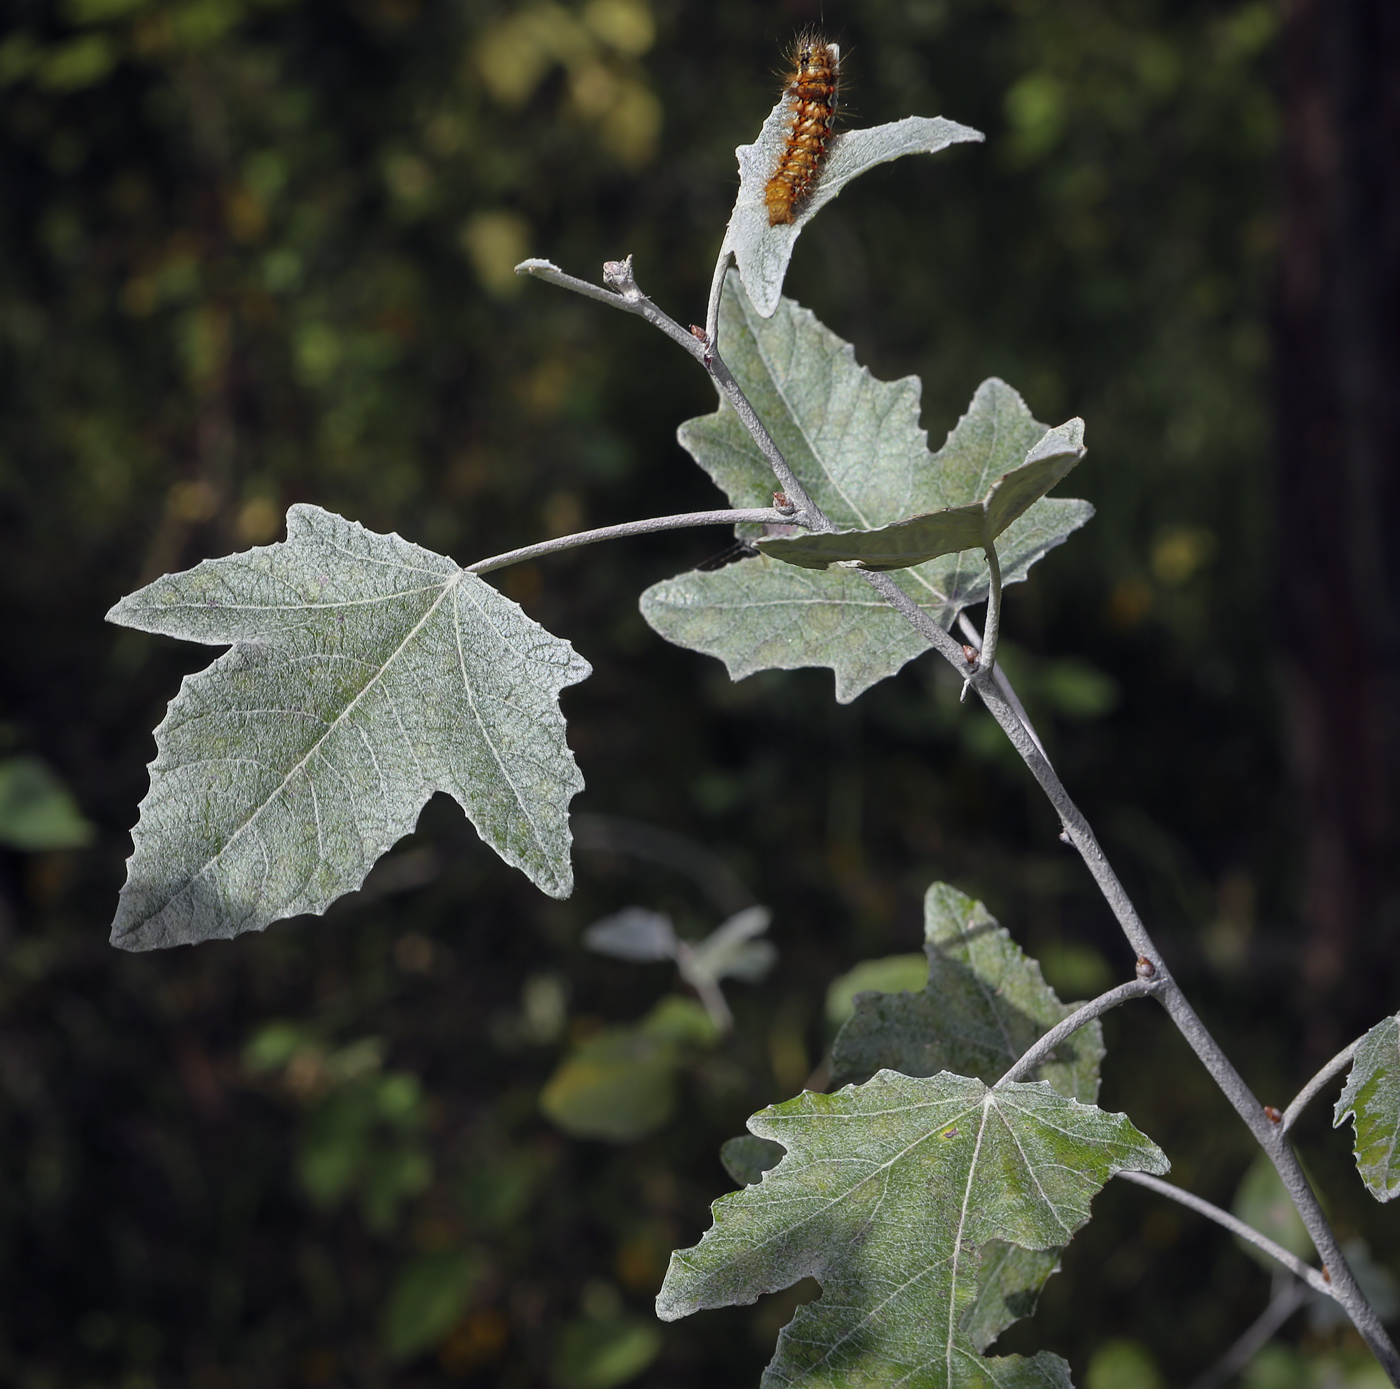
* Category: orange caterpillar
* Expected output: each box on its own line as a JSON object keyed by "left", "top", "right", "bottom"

{"left": 765, "top": 33, "right": 841, "bottom": 226}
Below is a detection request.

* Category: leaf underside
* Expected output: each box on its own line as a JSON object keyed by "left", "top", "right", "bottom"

{"left": 107, "top": 504, "right": 590, "bottom": 950}
{"left": 756, "top": 421, "right": 1085, "bottom": 572}
{"left": 831, "top": 882, "right": 1105, "bottom": 1103}
{"left": 640, "top": 276, "right": 1092, "bottom": 701}
{"left": 1335, "top": 1012, "right": 1400, "bottom": 1202}
{"left": 726, "top": 105, "right": 984, "bottom": 318}
{"left": 657, "top": 1070, "right": 1167, "bottom": 1388}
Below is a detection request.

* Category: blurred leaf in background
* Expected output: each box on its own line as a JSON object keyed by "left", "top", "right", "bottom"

{"left": 0, "top": 754, "right": 94, "bottom": 851}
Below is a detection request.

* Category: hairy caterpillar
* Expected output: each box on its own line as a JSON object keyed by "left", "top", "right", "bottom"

{"left": 764, "top": 33, "right": 841, "bottom": 227}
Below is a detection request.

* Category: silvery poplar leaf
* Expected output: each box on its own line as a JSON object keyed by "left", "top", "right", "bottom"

{"left": 831, "top": 882, "right": 1105, "bottom": 1103}
{"left": 758, "top": 421, "right": 1085, "bottom": 572}
{"left": 641, "top": 278, "right": 1092, "bottom": 701}
{"left": 1335, "top": 1011, "right": 1400, "bottom": 1202}
{"left": 724, "top": 104, "right": 983, "bottom": 318}
{"left": 107, "top": 504, "right": 590, "bottom": 950}
{"left": 658, "top": 1070, "right": 1167, "bottom": 1387}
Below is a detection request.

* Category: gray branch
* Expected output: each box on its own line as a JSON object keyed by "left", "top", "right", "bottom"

{"left": 516, "top": 256, "right": 822, "bottom": 526}
{"left": 466, "top": 509, "right": 790, "bottom": 575}
{"left": 965, "top": 664, "right": 1400, "bottom": 1379}
{"left": 1117, "top": 1171, "right": 1334, "bottom": 1299}
{"left": 995, "top": 978, "right": 1158, "bottom": 1087}
{"left": 1282, "top": 1038, "right": 1360, "bottom": 1134}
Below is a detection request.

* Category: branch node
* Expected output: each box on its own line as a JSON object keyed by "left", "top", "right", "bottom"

{"left": 1264, "top": 1105, "right": 1282, "bottom": 1125}
{"left": 1135, "top": 956, "right": 1157, "bottom": 980}
{"left": 1059, "top": 828, "right": 1072, "bottom": 845}
{"left": 773, "top": 492, "right": 795, "bottom": 517}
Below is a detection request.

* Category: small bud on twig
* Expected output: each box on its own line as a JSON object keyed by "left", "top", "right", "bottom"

{"left": 602, "top": 255, "right": 637, "bottom": 295}
{"left": 1264, "top": 1105, "right": 1282, "bottom": 1124}
{"left": 689, "top": 325, "right": 707, "bottom": 342}
{"left": 773, "top": 492, "right": 795, "bottom": 516}
{"left": 1059, "top": 828, "right": 1072, "bottom": 844}
{"left": 961, "top": 644, "right": 978, "bottom": 666}
{"left": 1135, "top": 956, "right": 1157, "bottom": 979}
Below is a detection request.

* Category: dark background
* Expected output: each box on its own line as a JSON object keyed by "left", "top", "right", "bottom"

{"left": 2, "top": 0, "right": 1398, "bottom": 1385}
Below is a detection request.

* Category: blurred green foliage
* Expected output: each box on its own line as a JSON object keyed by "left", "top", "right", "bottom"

{"left": 2, "top": 0, "right": 1397, "bottom": 1385}
{"left": 539, "top": 996, "right": 717, "bottom": 1142}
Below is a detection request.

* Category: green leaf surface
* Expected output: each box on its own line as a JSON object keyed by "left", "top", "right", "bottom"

{"left": 381, "top": 1246, "right": 486, "bottom": 1362}
{"left": 725, "top": 104, "right": 983, "bottom": 317}
{"left": 757, "top": 422, "right": 1084, "bottom": 571}
{"left": 657, "top": 1070, "right": 1167, "bottom": 1387}
{"left": 106, "top": 504, "right": 590, "bottom": 950}
{"left": 640, "top": 282, "right": 1091, "bottom": 701}
{"left": 831, "top": 883, "right": 1105, "bottom": 1104}
{"left": 0, "top": 754, "right": 95, "bottom": 851}
{"left": 825, "top": 954, "right": 929, "bottom": 1028}
{"left": 540, "top": 997, "right": 718, "bottom": 1143}
{"left": 963, "top": 1242, "right": 1063, "bottom": 1356}
{"left": 552, "top": 1315, "right": 663, "bottom": 1389}
{"left": 1335, "top": 1013, "right": 1400, "bottom": 1202}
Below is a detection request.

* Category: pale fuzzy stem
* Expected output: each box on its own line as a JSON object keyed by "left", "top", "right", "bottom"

{"left": 466, "top": 509, "right": 788, "bottom": 575}
{"left": 1282, "top": 1038, "right": 1360, "bottom": 1134}
{"left": 995, "top": 978, "right": 1157, "bottom": 1087}
{"left": 980, "top": 540, "right": 1003, "bottom": 674}
{"left": 1118, "top": 1171, "right": 1335, "bottom": 1299}
{"left": 705, "top": 244, "right": 733, "bottom": 350}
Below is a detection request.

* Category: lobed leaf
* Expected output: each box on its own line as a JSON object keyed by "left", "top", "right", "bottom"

{"left": 1335, "top": 1012, "right": 1400, "bottom": 1202}
{"left": 725, "top": 106, "right": 983, "bottom": 318}
{"left": 106, "top": 504, "right": 590, "bottom": 950}
{"left": 640, "top": 279, "right": 1091, "bottom": 701}
{"left": 657, "top": 1069, "right": 1167, "bottom": 1387}
{"left": 831, "top": 883, "right": 1105, "bottom": 1104}
{"left": 757, "top": 421, "right": 1085, "bottom": 572}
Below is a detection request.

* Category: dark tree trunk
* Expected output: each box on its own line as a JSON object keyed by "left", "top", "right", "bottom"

{"left": 1275, "top": 0, "right": 1400, "bottom": 1050}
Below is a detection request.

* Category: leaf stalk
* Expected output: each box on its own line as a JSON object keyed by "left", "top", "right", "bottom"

{"left": 1281, "top": 1038, "right": 1359, "bottom": 1134}
{"left": 1116, "top": 1171, "right": 1334, "bottom": 1299}
{"left": 466, "top": 509, "right": 792, "bottom": 576}
{"left": 995, "top": 977, "right": 1158, "bottom": 1087}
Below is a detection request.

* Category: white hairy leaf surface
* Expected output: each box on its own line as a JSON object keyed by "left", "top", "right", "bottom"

{"left": 657, "top": 1070, "right": 1167, "bottom": 1387}
{"left": 832, "top": 883, "right": 1105, "bottom": 1103}
{"left": 107, "top": 504, "right": 590, "bottom": 950}
{"left": 726, "top": 106, "right": 983, "bottom": 317}
{"left": 641, "top": 278, "right": 1092, "bottom": 701}
{"left": 1335, "top": 1013, "right": 1400, "bottom": 1202}
{"left": 758, "top": 421, "right": 1084, "bottom": 571}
